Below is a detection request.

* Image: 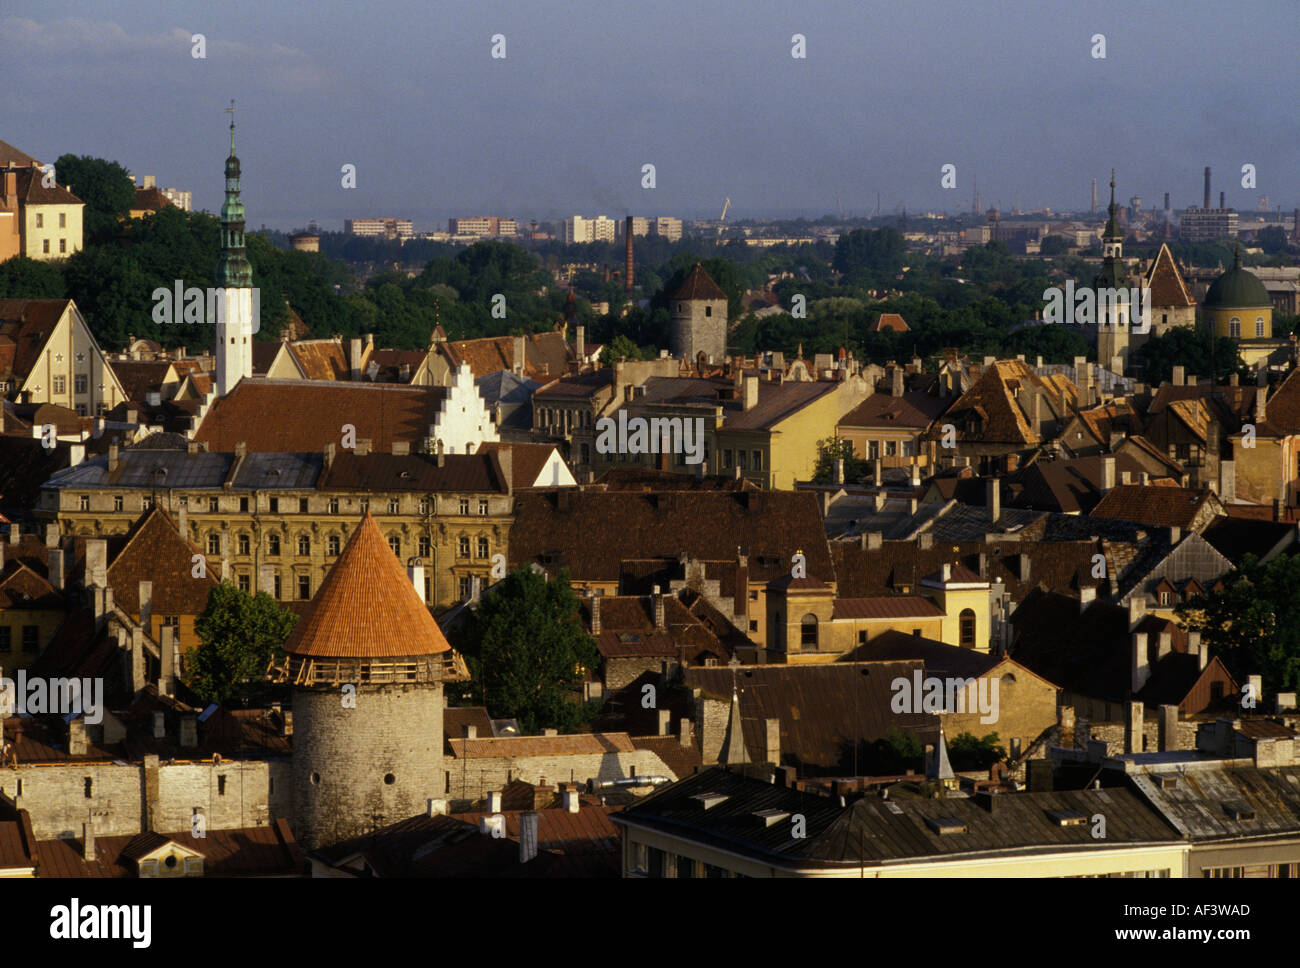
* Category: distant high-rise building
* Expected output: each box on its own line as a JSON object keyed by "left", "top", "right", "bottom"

{"left": 1180, "top": 208, "right": 1238, "bottom": 241}
{"left": 345, "top": 217, "right": 413, "bottom": 240}
{"left": 561, "top": 215, "right": 616, "bottom": 244}
{"left": 1091, "top": 178, "right": 1097, "bottom": 213}
{"left": 447, "top": 216, "right": 516, "bottom": 238}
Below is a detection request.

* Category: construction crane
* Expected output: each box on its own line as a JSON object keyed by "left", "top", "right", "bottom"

{"left": 720, "top": 197, "right": 731, "bottom": 222}
{"left": 837, "top": 195, "right": 845, "bottom": 220}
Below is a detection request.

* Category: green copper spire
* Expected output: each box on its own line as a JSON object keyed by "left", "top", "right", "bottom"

{"left": 218, "top": 100, "right": 253, "bottom": 289}
{"left": 1102, "top": 169, "right": 1119, "bottom": 242}
{"left": 1094, "top": 168, "right": 1126, "bottom": 290}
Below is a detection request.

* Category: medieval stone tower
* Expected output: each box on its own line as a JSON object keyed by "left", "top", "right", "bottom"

{"left": 283, "top": 513, "right": 466, "bottom": 849}
{"left": 669, "top": 263, "right": 728, "bottom": 364}
{"left": 1095, "top": 171, "right": 1132, "bottom": 374}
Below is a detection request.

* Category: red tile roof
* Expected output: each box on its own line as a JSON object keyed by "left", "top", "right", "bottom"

{"left": 284, "top": 513, "right": 450, "bottom": 659}
{"left": 107, "top": 507, "right": 218, "bottom": 617}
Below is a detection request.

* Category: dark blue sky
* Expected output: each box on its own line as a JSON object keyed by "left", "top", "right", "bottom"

{"left": 5, "top": 0, "right": 1296, "bottom": 230}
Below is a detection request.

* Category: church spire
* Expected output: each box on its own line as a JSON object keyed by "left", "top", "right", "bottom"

{"left": 218, "top": 100, "right": 253, "bottom": 289}
{"left": 1103, "top": 168, "right": 1120, "bottom": 242}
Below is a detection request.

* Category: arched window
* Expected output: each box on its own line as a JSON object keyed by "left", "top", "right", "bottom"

{"left": 959, "top": 608, "right": 976, "bottom": 648}
{"left": 1229, "top": 316, "right": 1241, "bottom": 338}
{"left": 800, "top": 614, "right": 818, "bottom": 650}
{"left": 1256, "top": 316, "right": 1265, "bottom": 337}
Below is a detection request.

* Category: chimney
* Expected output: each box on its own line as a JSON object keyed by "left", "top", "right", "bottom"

{"left": 131, "top": 627, "right": 146, "bottom": 692}
{"left": 159, "top": 626, "right": 175, "bottom": 697}
{"left": 1128, "top": 596, "right": 1146, "bottom": 630}
{"left": 519, "top": 811, "right": 539, "bottom": 864}
{"left": 392, "top": 440, "right": 410, "bottom": 456}
{"left": 910, "top": 462, "right": 920, "bottom": 487}
{"left": 657, "top": 709, "right": 671, "bottom": 736}
{"left": 986, "top": 478, "right": 1000, "bottom": 523}
{"left": 1017, "top": 553, "right": 1030, "bottom": 582}
{"left": 1030, "top": 390, "right": 1043, "bottom": 438}
{"left": 513, "top": 335, "right": 525, "bottom": 375}
{"left": 562, "top": 785, "right": 581, "bottom": 813}
{"left": 1125, "top": 700, "right": 1145, "bottom": 754}
{"left": 349, "top": 338, "right": 363, "bottom": 380}
{"left": 891, "top": 366, "right": 904, "bottom": 397}
{"left": 1157, "top": 630, "right": 1172, "bottom": 660}
{"left": 1079, "top": 585, "right": 1096, "bottom": 612}
{"left": 734, "top": 553, "right": 748, "bottom": 620}
{"left": 833, "top": 458, "right": 844, "bottom": 486}
{"left": 764, "top": 718, "right": 780, "bottom": 765}
{"left": 590, "top": 594, "right": 601, "bottom": 635}
{"left": 1255, "top": 384, "right": 1266, "bottom": 423}
{"left": 1204, "top": 166, "right": 1212, "bottom": 210}
{"left": 108, "top": 442, "right": 119, "bottom": 473}
{"left": 652, "top": 585, "right": 665, "bottom": 628}
{"left": 1172, "top": 364, "right": 1184, "bottom": 387}
{"left": 1219, "top": 191, "right": 1225, "bottom": 210}
{"left": 919, "top": 532, "right": 932, "bottom": 550}
{"left": 1057, "top": 705, "right": 1075, "bottom": 749}
{"left": 69, "top": 720, "right": 88, "bottom": 756}
{"left": 1100, "top": 456, "right": 1115, "bottom": 493}
{"left": 407, "top": 558, "right": 425, "bottom": 601}
{"left": 576, "top": 324, "right": 585, "bottom": 362}
{"left": 487, "top": 789, "right": 502, "bottom": 813}
{"left": 48, "top": 548, "right": 65, "bottom": 591}
{"left": 941, "top": 563, "right": 952, "bottom": 582}
{"left": 743, "top": 373, "right": 759, "bottom": 410}
{"left": 625, "top": 216, "right": 635, "bottom": 295}
{"left": 1131, "top": 633, "right": 1150, "bottom": 694}
{"left": 678, "top": 717, "right": 692, "bottom": 748}
{"left": 138, "top": 580, "right": 153, "bottom": 632}
{"left": 83, "top": 817, "right": 96, "bottom": 862}
{"left": 866, "top": 531, "right": 883, "bottom": 551}
{"left": 1159, "top": 705, "right": 1179, "bottom": 752}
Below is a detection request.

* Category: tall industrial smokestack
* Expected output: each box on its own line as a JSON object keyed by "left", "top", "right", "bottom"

{"left": 1092, "top": 178, "right": 1097, "bottom": 214}
{"left": 1203, "top": 167, "right": 1211, "bottom": 210}
{"left": 1164, "top": 192, "right": 1170, "bottom": 212}
{"left": 1219, "top": 191, "right": 1225, "bottom": 211}
{"left": 624, "top": 215, "right": 634, "bottom": 296}
{"left": 1294, "top": 208, "right": 1299, "bottom": 243}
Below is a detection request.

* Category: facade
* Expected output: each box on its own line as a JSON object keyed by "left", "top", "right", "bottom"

{"left": 344, "top": 218, "right": 414, "bottom": 239}
{"left": 38, "top": 443, "right": 514, "bottom": 609}
{"left": 651, "top": 217, "right": 683, "bottom": 242}
{"left": 1180, "top": 207, "right": 1239, "bottom": 241}
{"left": 1, "top": 163, "right": 85, "bottom": 262}
{"left": 668, "top": 264, "right": 728, "bottom": 364}
{"left": 0, "top": 299, "right": 128, "bottom": 414}
{"left": 447, "top": 217, "right": 517, "bottom": 238}
{"left": 1202, "top": 249, "right": 1280, "bottom": 370}
{"left": 561, "top": 215, "right": 617, "bottom": 244}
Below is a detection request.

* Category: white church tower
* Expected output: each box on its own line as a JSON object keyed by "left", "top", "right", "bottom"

{"left": 215, "top": 100, "right": 255, "bottom": 397}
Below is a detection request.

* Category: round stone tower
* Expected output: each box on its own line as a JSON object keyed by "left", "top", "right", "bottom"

{"left": 669, "top": 263, "right": 728, "bottom": 364}
{"left": 282, "top": 513, "right": 466, "bottom": 850}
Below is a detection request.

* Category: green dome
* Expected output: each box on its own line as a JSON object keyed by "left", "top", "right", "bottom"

{"left": 1204, "top": 250, "right": 1270, "bottom": 309}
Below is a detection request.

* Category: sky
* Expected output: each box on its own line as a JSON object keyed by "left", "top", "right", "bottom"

{"left": 4, "top": 0, "right": 1297, "bottom": 231}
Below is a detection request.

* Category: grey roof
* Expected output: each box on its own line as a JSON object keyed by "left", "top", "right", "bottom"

{"left": 44, "top": 450, "right": 321, "bottom": 491}
{"left": 1114, "top": 532, "right": 1232, "bottom": 604}
{"left": 1129, "top": 766, "right": 1300, "bottom": 842}
{"left": 476, "top": 369, "right": 540, "bottom": 406}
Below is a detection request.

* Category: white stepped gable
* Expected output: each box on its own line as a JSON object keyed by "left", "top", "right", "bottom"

{"left": 432, "top": 362, "right": 500, "bottom": 454}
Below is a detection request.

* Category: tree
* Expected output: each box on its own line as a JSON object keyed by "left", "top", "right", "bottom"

{"left": 1136, "top": 326, "right": 1248, "bottom": 385}
{"left": 52, "top": 154, "right": 136, "bottom": 244}
{"left": 834, "top": 227, "right": 906, "bottom": 287}
{"left": 1257, "top": 225, "right": 1291, "bottom": 255}
{"left": 190, "top": 583, "right": 298, "bottom": 706}
{"left": 447, "top": 567, "right": 599, "bottom": 734}
{"left": 1176, "top": 554, "right": 1300, "bottom": 697}
{"left": 0, "top": 256, "right": 65, "bottom": 299}
{"left": 1039, "top": 235, "right": 1071, "bottom": 256}
{"left": 948, "top": 732, "right": 1006, "bottom": 770}
{"left": 811, "top": 436, "right": 870, "bottom": 485}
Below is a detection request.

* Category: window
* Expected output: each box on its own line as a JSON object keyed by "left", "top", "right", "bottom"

{"left": 1256, "top": 316, "right": 1265, "bottom": 337}
{"left": 419, "top": 498, "right": 431, "bottom": 515}
{"left": 1211, "top": 681, "right": 1225, "bottom": 701}
{"left": 388, "top": 498, "right": 400, "bottom": 514}
{"left": 1229, "top": 317, "right": 1241, "bottom": 338}
{"left": 327, "top": 498, "right": 339, "bottom": 514}
{"left": 737, "top": 450, "right": 747, "bottom": 471}
{"left": 218, "top": 775, "right": 226, "bottom": 796}
{"left": 459, "top": 498, "right": 470, "bottom": 515}
{"left": 1159, "top": 590, "right": 1170, "bottom": 606}
{"left": 704, "top": 306, "right": 712, "bottom": 317}
{"left": 142, "top": 496, "right": 153, "bottom": 511}
{"left": 113, "top": 495, "right": 123, "bottom": 512}
{"left": 237, "top": 533, "right": 250, "bottom": 555}
{"left": 209, "top": 497, "right": 219, "bottom": 513}
{"left": 298, "top": 535, "right": 310, "bottom": 556}
{"left": 388, "top": 536, "right": 401, "bottom": 557}
{"left": 328, "top": 535, "right": 340, "bottom": 556}
{"left": 59, "top": 239, "right": 66, "bottom": 254}
{"left": 75, "top": 404, "right": 86, "bottom": 416}
{"left": 74, "top": 374, "right": 87, "bottom": 394}
{"left": 458, "top": 577, "right": 472, "bottom": 599}
{"left": 580, "top": 443, "right": 590, "bottom": 465}
{"left": 297, "top": 575, "right": 310, "bottom": 599}
{"left": 0, "top": 628, "right": 9, "bottom": 652}
{"left": 239, "top": 497, "right": 249, "bottom": 512}
{"left": 722, "top": 449, "right": 733, "bottom": 469}
{"left": 269, "top": 497, "right": 278, "bottom": 514}
{"left": 53, "top": 375, "right": 66, "bottom": 394}
{"left": 59, "top": 213, "right": 66, "bottom": 229}
{"left": 84, "top": 777, "right": 92, "bottom": 798}
{"left": 79, "top": 495, "right": 89, "bottom": 511}
{"left": 418, "top": 536, "right": 431, "bottom": 557}
{"left": 477, "top": 537, "right": 489, "bottom": 558}
{"left": 959, "top": 608, "right": 976, "bottom": 648}
{"left": 458, "top": 536, "right": 471, "bottom": 558}
{"left": 299, "top": 498, "right": 309, "bottom": 513}
{"left": 268, "top": 533, "right": 280, "bottom": 556}
{"left": 800, "top": 614, "right": 818, "bottom": 650}
{"left": 753, "top": 451, "right": 763, "bottom": 470}
{"left": 42, "top": 239, "right": 49, "bottom": 254}
{"left": 647, "top": 847, "right": 665, "bottom": 878}
{"left": 359, "top": 499, "right": 369, "bottom": 513}
{"left": 237, "top": 573, "right": 250, "bottom": 593}
{"left": 162, "top": 616, "right": 179, "bottom": 629}
{"left": 885, "top": 440, "right": 897, "bottom": 457}
{"left": 207, "top": 534, "right": 220, "bottom": 555}
{"left": 479, "top": 499, "right": 489, "bottom": 516}
{"left": 273, "top": 573, "right": 281, "bottom": 599}
{"left": 35, "top": 213, "right": 43, "bottom": 228}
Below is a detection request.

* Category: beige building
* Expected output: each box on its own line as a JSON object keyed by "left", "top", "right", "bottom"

{"left": 0, "top": 299, "right": 127, "bottom": 414}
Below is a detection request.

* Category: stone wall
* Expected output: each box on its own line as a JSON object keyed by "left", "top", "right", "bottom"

{"left": 444, "top": 748, "right": 674, "bottom": 807}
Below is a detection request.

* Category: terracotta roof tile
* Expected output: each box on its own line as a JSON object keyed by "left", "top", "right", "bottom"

{"left": 107, "top": 507, "right": 218, "bottom": 617}
{"left": 285, "top": 513, "right": 450, "bottom": 659}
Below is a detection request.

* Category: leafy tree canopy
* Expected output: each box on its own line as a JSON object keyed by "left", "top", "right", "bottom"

{"left": 190, "top": 583, "right": 298, "bottom": 706}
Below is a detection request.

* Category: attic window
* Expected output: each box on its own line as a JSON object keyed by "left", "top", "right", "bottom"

{"left": 753, "top": 809, "right": 790, "bottom": 827}
{"left": 1047, "top": 810, "right": 1089, "bottom": 827}
{"left": 925, "top": 817, "right": 967, "bottom": 835}
{"left": 885, "top": 802, "right": 904, "bottom": 815}
{"left": 618, "top": 633, "right": 641, "bottom": 643}
{"left": 1223, "top": 803, "right": 1255, "bottom": 822}
{"left": 1156, "top": 774, "right": 1179, "bottom": 790}
{"left": 691, "top": 793, "right": 728, "bottom": 810}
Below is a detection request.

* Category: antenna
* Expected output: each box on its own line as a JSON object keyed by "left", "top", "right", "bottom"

{"left": 226, "top": 99, "right": 236, "bottom": 155}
